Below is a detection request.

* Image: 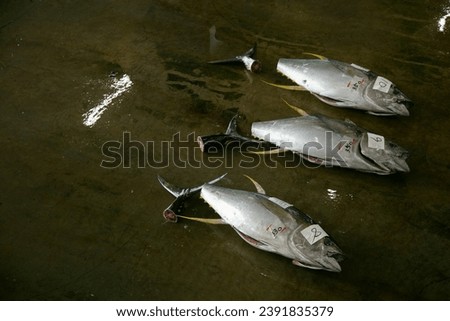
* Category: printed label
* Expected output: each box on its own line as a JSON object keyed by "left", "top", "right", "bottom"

{"left": 269, "top": 197, "right": 293, "bottom": 209}
{"left": 301, "top": 224, "right": 328, "bottom": 245}
{"left": 372, "top": 76, "right": 392, "bottom": 93}
{"left": 367, "top": 132, "right": 385, "bottom": 150}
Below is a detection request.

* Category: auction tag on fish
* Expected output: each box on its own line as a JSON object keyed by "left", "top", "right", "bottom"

{"left": 367, "top": 132, "right": 385, "bottom": 150}
{"left": 301, "top": 224, "right": 328, "bottom": 245}
{"left": 269, "top": 197, "right": 293, "bottom": 209}
{"left": 373, "top": 76, "right": 392, "bottom": 93}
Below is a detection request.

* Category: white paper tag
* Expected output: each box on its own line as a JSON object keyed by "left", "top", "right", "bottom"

{"left": 301, "top": 224, "right": 328, "bottom": 245}
{"left": 373, "top": 76, "right": 392, "bottom": 93}
{"left": 367, "top": 132, "right": 385, "bottom": 149}
{"left": 269, "top": 197, "right": 293, "bottom": 209}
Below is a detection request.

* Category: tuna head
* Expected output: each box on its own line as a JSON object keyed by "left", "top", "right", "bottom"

{"left": 359, "top": 132, "right": 410, "bottom": 174}
{"left": 364, "top": 80, "right": 412, "bottom": 116}
{"left": 288, "top": 225, "right": 344, "bottom": 272}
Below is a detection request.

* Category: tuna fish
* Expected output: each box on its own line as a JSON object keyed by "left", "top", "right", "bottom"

{"left": 272, "top": 54, "right": 412, "bottom": 116}
{"left": 158, "top": 174, "right": 344, "bottom": 272}
{"left": 198, "top": 108, "right": 409, "bottom": 175}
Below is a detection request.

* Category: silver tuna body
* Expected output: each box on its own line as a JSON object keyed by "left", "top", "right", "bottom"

{"left": 277, "top": 58, "right": 412, "bottom": 116}
{"left": 200, "top": 184, "right": 343, "bottom": 272}
{"left": 251, "top": 115, "right": 409, "bottom": 175}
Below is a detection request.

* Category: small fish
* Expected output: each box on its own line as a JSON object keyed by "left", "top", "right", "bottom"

{"left": 209, "top": 44, "right": 262, "bottom": 73}
{"left": 198, "top": 107, "right": 410, "bottom": 175}
{"left": 269, "top": 54, "right": 412, "bottom": 116}
{"left": 158, "top": 174, "right": 344, "bottom": 272}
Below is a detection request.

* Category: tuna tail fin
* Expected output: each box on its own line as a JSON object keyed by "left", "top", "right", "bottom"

{"left": 224, "top": 114, "right": 240, "bottom": 136}
{"left": 208, "top": 43, "right": 262, "bottom": 72}
{"left": 157, "top": 174, "right": 227, "bottom": 222}
{"left": 197, "top": 114, "right": 271, "bottom": 153}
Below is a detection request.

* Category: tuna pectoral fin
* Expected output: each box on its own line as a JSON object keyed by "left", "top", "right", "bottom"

{"left": 261, "top": 79, "right": 307, "bottom": 91}
{"left": 312, "top": 93, "right": 348, "bottom": 107}
{"left": 302, "top": 52, "right": 327, "bottom": 60}
{"left": 235, "top": 229, "right": 268, "bottom": 249}
{"left": 247, "top": 148, "right": 285, "bottom": 155}
{"left": 281, "top": 98, "right": 309, "bottom": 116}
{"left": 177, "top": 215, "right": 227, "bottom": 225}
{"left": 243, "top": 174, "right": 266, "bottom": 195}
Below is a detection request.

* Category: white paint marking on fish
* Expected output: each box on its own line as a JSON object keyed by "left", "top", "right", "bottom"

{"left": 82, "top": 74, "right": 133, "bottom": 127}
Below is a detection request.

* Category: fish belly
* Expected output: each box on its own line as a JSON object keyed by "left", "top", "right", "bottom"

{"left": 277, "top": 59, "right": 368, "bottom": 104}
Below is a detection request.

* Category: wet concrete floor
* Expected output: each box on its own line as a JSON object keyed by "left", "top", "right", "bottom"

{"left": 0, "top": 0, "right": 449, "bottom": 300}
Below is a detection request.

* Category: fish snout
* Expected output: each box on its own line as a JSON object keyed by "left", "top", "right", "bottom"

{"left": 389, "top": 157, "right": 410, "bottom": 173}
{"left": 321, "top": 255, "right": 343, "bottom": 272}
{"left": 393, "top": 100, "right": 412, "bottom": 116}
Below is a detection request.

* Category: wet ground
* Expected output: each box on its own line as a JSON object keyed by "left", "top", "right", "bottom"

{"left": 1, "top": 0, "right": 449, "bottom": 300}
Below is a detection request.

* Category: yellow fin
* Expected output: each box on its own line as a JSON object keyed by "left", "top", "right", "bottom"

{"left": 177, "top": 215, "right": 227, "bottom": 225}
{"left": 247, "top": 148, "right": 285, "bottom": 155}
{"left": 281, "top": 98, "right": 309, "bottom": 116}
{"left": 261, "top": 79, "right": 307, "bottom": 91}
{"left": 243, "top": 175, "right": 266, "bottom": 194}
{"left": 302, "top": 52, "right": 327, "bottom": 60}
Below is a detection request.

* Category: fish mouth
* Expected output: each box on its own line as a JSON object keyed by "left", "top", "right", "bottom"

{"left": 292, "top": 254, "right": 343, "bottom": 272}
{"left": 358, "top": 137, "right": 410, "bottom": 174}
{"left": 392, "top": 100, "right": 411, "bottom": 116}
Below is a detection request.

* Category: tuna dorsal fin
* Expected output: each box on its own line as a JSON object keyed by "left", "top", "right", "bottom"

{"left": 302, "top": 52, "right": 328, "bottom": 60}
{"left": 243, "top": 174, "right": 266, "bottom": 194}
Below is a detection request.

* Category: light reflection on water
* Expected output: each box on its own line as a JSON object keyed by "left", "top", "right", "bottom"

{"left": 438, "top": 2, "right": 450, "bottom": 32}
{"left": 82, "top": 74, "right": 133, "bottom": 127}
